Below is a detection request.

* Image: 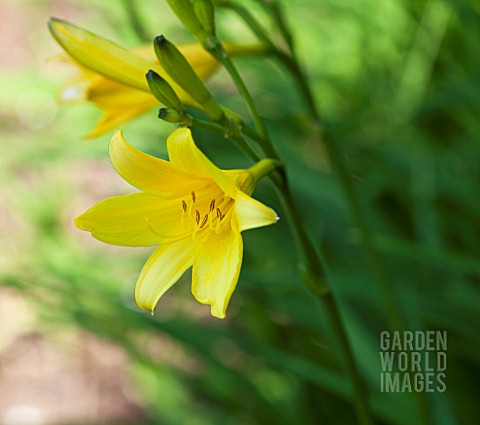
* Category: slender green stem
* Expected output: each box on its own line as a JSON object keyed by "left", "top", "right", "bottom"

{"left": 264, "top": 4, "right": 431, "bottom": 422}
{"left": 257, "top": 0, "right": 405, "bottom": 333}
{"left": 216, "top": 1, "right": 277, "bottom": 51}
{"left": 203, "top": 15, "right": 375, "bottom": 425}
{"left": 273, "top": 178, "right": 326, "bottom": 296}
{"left": 191, "top": 116, "right": 227, "bottom": 134}
{"left": 242, "top": 124, "right": 278, "bottom": 159}
{"left": 258, "top": 0, "right": 295, "bottom": 54}
{"left": 191, "top": 117, "right": 261, "bottom": 162}
{"left": 322, "top": 292, "right": 374, "bottom": 425}
{"left": 273, "top": 176, "right": 373, "bottom": 425}
{"left": 275, "top": 52, "right": 320, "bottom": 120}
{"left": 208, "top": 43, "right": 269, "bottom": 139}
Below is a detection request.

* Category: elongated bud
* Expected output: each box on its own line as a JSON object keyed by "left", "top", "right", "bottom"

{"left": 146, "top": 70, "right": 185, "bottom": 111}
{"left": 154, "top": 35, "right": 224, "bottom": 121}
{"left": 158, "top": 108, "right": 192, "bottom": 125}
{"left": 166, "top": 0, "right": 206, "bottom": 41}
{"left": 193, "top": 0, "right": 215, "bottom": 35}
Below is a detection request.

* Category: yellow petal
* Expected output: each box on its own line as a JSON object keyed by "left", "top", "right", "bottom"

{"left": 109, "top": 130, "right": 201, "bottom": 197}
{"left": 49, "top": 18, "right": 153, "bottom": 91}
{"left": 48, "top": 19, "right": 203, "bottom": 108}
{"left": 192, "top": 230, "right": 243, "bottom": 318}
{"left": 234, "top": 191, "right": 279, "bottom": 232}
{"left": 87, "top": 102, "right": 154, "bottom": 139}
{"left": 75, "top": 192, "right": 188, "bottom": 246}
{"left": 87, "top": 79, "right": 155, "bottom": 108}
{"left": 167, "top": 128, "right": 235, "bottom": 197}
{"left": 135, "top": 237, "right": 194, "bottom": 312}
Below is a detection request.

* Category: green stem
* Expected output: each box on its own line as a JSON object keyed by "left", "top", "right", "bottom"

{"left": 191, "top": 117, "right": 287, "bottom": 188}
{"left": 203, "top": 19, "right": 375, "bottom": 425}
{"left": 274, "top": 177, "right": 373, "bottom": 425}
{"left": 208, "top": 43, "right": 269, "bottom": 140}
{"left": 274, "top": 178, "right": 326, "bottom": 296}
{"left": 258, "top": 0, "right": 295, "bottom": 54}
{"left": 242, "top": 124, "right": 278, "bottom": 159}
{"left": 216, "top": 1, "right": 277, "bottom": 51}
{"left": 191, "top": 117, "right": 261, "bottom": 162}
{"left": 275, "top": 52, "right": 320, "bottom": 120}
{"left": 191, "top": 116, "right": 227, "bottom": 134}
{"left": 322, "top": 292, "right": 374, "bottom": 425}
{"left": 247, "top": 158, "right": 279, "bottom": 182}
{"left": 259, "top": 0, "right": 405, "bottom": 333}
{"left": 266, "top": 4, "right": 431, "bottom": 422}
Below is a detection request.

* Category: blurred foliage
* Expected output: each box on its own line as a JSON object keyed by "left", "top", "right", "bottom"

{"left": 1, "top": 0, "right": 480, "bottom": 424}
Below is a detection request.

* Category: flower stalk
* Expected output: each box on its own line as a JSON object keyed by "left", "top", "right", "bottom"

{"left": 176, "top": 6, "right": 375, "bottom": 423}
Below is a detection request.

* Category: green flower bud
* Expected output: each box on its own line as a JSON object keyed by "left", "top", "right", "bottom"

{"left": 153, "top": 35, "right": 224, "bottom": 121}
{"left": 166, "top": 0, "right": 206, "bottom": 41}
{"left": 158, "top": 108, "right": 191, "bottom": 125}
{"left": 193, "top": 0, "right": 216, "bottom": 35}
{"left": 146, "top": 69, "right": 185, "bottom": 111}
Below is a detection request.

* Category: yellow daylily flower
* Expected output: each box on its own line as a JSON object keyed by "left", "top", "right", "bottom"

{"left": 49, "top": 18, "right": 264, "bottom": 137}
{"left": 75, "top": 128, "right": 278, "bottom": 318}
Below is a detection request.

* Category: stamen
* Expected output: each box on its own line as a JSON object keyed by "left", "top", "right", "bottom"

{"left": 209, "top": 199, "right": 216, "bottom": 212}
{"left": 200, "top": 214, "right": 209, "bottom": 228}
{"left": 182, "top": 200, "right": 187, "bottom": 213}
{"left": 216, "top": 208, "right": 225, "bottom": 221}
{"left": 191, "top": 191, "right": 196, "bottom": 203}
{"left": 195, "top": 209, "right": 200, "bottom": 225}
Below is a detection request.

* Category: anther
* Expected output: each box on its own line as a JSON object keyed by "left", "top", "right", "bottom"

{"left": 195, "top": 209, "right": 200, "bottom": 225}
{"left": 200, "top": 214, "right": 209, "bottom": 228}
{"left": 182, "top": 200, "right": 187, "bottom": 213}
{"left": 216, "top": 208, "right": 225, "bottom": 221}
{"left": 191, "top": 191, "right": 196, "bottom": 203}
{"left": 209, "top": 199, "right": 215, "bottom": 212}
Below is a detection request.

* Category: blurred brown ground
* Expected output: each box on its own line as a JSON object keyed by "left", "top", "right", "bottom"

{"left": 0, "top": 288, "right": 146, "bottom": 425}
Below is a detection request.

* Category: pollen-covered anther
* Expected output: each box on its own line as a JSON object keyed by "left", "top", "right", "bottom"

{"left": 182, "top": 200, "right": 187, "bottom": 213}
{"left": 209, "top": 199, "right": 215, "bottom": 212}
{"left": 195, "top": 209, "right": 200, "bottom": 225}
{"left": 191, "top": 191, "right": 196, "bottom": 203}
{"left": 199, "top": 214, "right": 209, "bottom": 228}
{"left": 216, "top": 208, "right": 225, "bottom": 221}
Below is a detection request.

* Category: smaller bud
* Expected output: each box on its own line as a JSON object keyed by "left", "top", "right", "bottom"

{"left": 193, "top": 0, "right": 215, "bottom": 36}
{"left": 158, "top": 108, "right": 192, "bottom": 125}
{"left": 146, "top": 70, "right": 185, "bottom": 111}
{"left": 154, "top": 35, "right": 224, "bottom": 121}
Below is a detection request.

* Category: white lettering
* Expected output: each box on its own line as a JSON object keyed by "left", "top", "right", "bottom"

{"left": 380, "top": 331, "right": 390, "bottom": 351}
{"left": 437, "top": 352, "right": 447, "bottom": 371}
{"left": 380, "top": 351, "right": 395, "bottom": 372}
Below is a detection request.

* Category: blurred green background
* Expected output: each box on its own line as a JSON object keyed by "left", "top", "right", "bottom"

{"left": 1, "top": 0, "right": 479, "bottom": 424}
